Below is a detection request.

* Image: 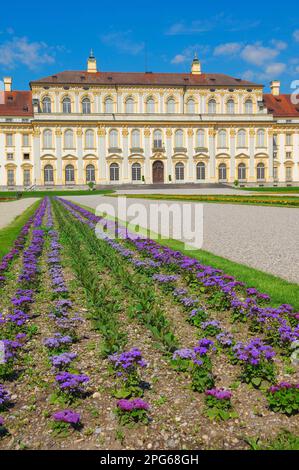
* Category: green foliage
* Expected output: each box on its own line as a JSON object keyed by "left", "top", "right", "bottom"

{"left": 267, "top": 387, "right": 299, "bottom": 415}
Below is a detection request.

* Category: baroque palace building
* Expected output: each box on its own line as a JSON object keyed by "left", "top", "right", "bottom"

{"left": 0, "top": 52, "right": 299, "bottom": 188}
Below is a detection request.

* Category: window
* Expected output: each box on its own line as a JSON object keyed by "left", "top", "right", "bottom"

{"left": 7, "top": 169, "right": 15, "bottom": 185}
{"left": 218, "top": 130, "right": 227, "bottom": 148}
{"left": 286, "top": 133, "right": 292, "bottom": 146}
{"left": 44, "top": 164, "right": 54, "bottom": 184}
{"left": 227, "top": 99, "right": 235, "bottom": 114}
{"left": 85, "top": 130, "right": 94, "bottom": 149}
{"left": 132, "top": 163, "right": 141, "bottom": 181}
{"left": 238, "top": 163, "right": 246, "bottom": 180}
{"left": 43, "top": 129, "right": 52, "bottom": 148}
{"left": 286, "top": 167, "right": 292, "bottom": 181}
{"left": 6, "top": 134, "right": 13, "bottom": 146}
{"left": 175, "top": 129, "right": 184, "bottom": 148}
{"left": 196, "top": 129, "right": 205, "bottom": 148}
{"left": 23, "top": 134, "right": 29, "bottom": 147}
{"left": 237, "top": 129, "right": 246, "bottom": 147}
{"left": 7, "top": 153, "right": 14, "bottom": 160}
{"left": 273, "top": 134, "right": 278, "bottom": 148}
{"left": 218, "top": 163, "right": 227, "bottom": 181}
{"left": 110, "top": 163, "right": 119, "bottom": 181}
{"left": 42, "top": 97, "right": 51, "bottom": 113}
{"left": 23, "top": 169, "right": 31, "bottom": 186}
{"left": 166, "top": 98, "right": 175, "bottom": 113}
{"left": 82, "top": 98, "right": 91, "bottom": 114}
{"left": 153, "top": 130, "right": 162, "bottom": 148}
{"left": 65, "top": 164, "right": 75, "bottom": 183}
{"left": 196, "top": 162, "right": 205, "bottom": 180}
{"left": 132, "top": 129, "right": 140, "bottom": 148}
{"left": 245, "top": 99, "right": 253, "bottom": 114}
{"left": 257, "top": 129, "right": 265, "bottom": 147}
{"left": 186, "top": 99, "right": 195, "bottom": 114}
{"left": 257, "top": 163, "right": 265, "bottom": 180}
{"left": 105, "top": 97, "right": 114, "bottom": 113}
{"left": 146, "top": 97, "right": 155, "bottom": 113}
{"left": 109, "top": 129, "right": 118, "bottom": 148}
{"left": 64, "top": 130, "right": 74, "bottom": 149}
{"left": 286, "top": 151, "right": 292, "bottom": 159}
{"left": 23, "top": 153, "right": 30, "bottom": 160}
{"left": 86, "top": 164, "right": 95, "bottom": 183}
{"left": 175, "top": 162, "right": 184, "bottom": 181}
{"left": 208, "top": 99, "right": 216, "bottom": 114}
{"left": 62, "top": 97, "right": 71, "bottom": 114}
{"left": 273, "top": 151, "right": 278, "bottom": 159}
{"left": 125, "top": 98, "right": 134, "bottom": 113}
{"left": 273, "top": 167, "right": 278, "bottom": 180}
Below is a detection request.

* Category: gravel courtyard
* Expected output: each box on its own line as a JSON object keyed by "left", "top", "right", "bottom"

{"left": 66, "top": 195, "right": 299, "bottom": 284}
{"left": 0, "top": 198, "right": 39, "bottom": 229}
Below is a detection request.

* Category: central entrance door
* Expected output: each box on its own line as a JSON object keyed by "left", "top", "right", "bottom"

{"left": 152, "top": 160, "right": 164, "bottom": 183}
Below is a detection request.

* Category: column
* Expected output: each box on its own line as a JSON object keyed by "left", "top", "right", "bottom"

{"left": 293, "top": 132, "right": 299, "bottom": 182}
{"left": 122, "top": 127, "right": 129, "bottom": 182}
{"left": 208, "top": 129, "right": 216, "bottom": 181}
{"left": 249, "top": 129, "right": 255, "bottom": 181}
{"left": 76, "top": 128, "right": 84, "bottom": 184}
{"left": 55, "top": 129, "right": 62, "bottom": 185}
{"left": 98, "top": 128, "right": 107, "bottom": 183}
{"left": 278, "top": 133, "right": 285, "bottom": 182}
{"left": 187, "top": 129, "right": 194, "bottom": 180}
{"left": 166, "top": 128, "right": 172, "bottom": 181}
{"left": 15, "top": 133, "right": 22, "bottom": 186}
{"left": 33, "top": 129, "right": 41, "bottom": 185}
{"left": 144, "top": 128, "right": 151, "bottom": 182}
{"left": 230, "top": 129, "right": 236, "bottom": 181}
{"left": 268, "top": 130, "right": 274, "bottom": 182}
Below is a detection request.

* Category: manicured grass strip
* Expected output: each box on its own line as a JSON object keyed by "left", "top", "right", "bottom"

{"left": 0, "top": 190, "right": 114, "bottom": 199}
{"left": 113, "top": 193, "right": 299, "bottom": 208}
{"left": 240, "top": 186, "right": 299, "bottom": 194}
{"left": 73, "top": 200, "right": 299, "bottom": 310}
{"left": 0, "top": 200, "right": 40, "bottom": 259}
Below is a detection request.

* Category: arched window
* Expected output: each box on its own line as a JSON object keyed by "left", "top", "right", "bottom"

{"left": 43, "top": 129, "right": 52, "bottom": 148}
{"left": 218, "top": 130, "right": 227, "bottom": 148}
{"left": 196, "top": 129, "right": 205, "bottom": 148}
{"left": 105, "top": 97, "right": 114, "bottom": 113}
{"left": 110, "top": 163, "right": 119, "bottom": 181}
{"left": 125, "top": 97, "right": 134, "bottom": 113}
{"left": 257, "top": 129, "right": 265, "bottom": 147}
{"left": 218, "top": 163, "right": 227, "bottom": 181}
{"left": 196, "top": 162, "right": 205, "bottom": 180}
{"left": 42, "top": 97, "right": 51, "bottom": 113}
{"left": 23, "top": 169, "right": 31, "bottom": 186}
{"left": 44, "top": 164, "right": 54, "bottom": 184}
{"left": 64, "top": 130, "right": 74, "bottom": 149}
{"left": 85, "top": 130, "right": 94, "bottom": 149}
{"left": 257, "top": 162, "right": 265, "bottom": 180}
{"left": 132, "top": 162, "right": 141, "bottom": 181}
{"left": 208, "top": 99, "right": 216, "bottom": 114}
{"left": 146, "top": 97, "right": 155, "bottom": 113}
{"left": 82, "top": 98, "right": 91, "bottom": 114}
{"left": 65, "top": 164, "right": 75, "bottom": 183}
{"left": 175, "top": 162, "right": 184, "bottom": 181}
{"left": 227, "top": 99, "right": 235, "bottom": 114}
{"left": 286, "top": 167, "right": 292, "bottom": 181}
{"left": 245, "top": 99, "right": 253, "bottom": 114}
{"left": 187, "top": 98, "right": 195, "bottom": 114}
{"left": 238, "top": 163, "right": 246, "bottom": 180}
{"left": 237, "top": 129, "right": 246, "bottom": 147}
{"left": 175, "top": 129, "right": 184, "bottom": 148}
{"left": 166, "top": 98, "right": 175, "bottom": 113}
{"left": 132, "top": 129, "right": 140, "bottom": 148}
{"left": 86, "top": 164, "right": 95, "bottom": 183}
{"left": 109, "top": 129, "right": 118, "bottom": 148}
{"left": 7, "top": 169, "right": 15, "bottom": 186}
{"left": 62, "top": 97, "right": 71, "bottom": 114}
{"left": 153, "top": 130, "right": 162, "bottom": 149}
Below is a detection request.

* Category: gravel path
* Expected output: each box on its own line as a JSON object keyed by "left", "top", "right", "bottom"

{"left": 0, "top": 198, "right": 39, "bottom": 229}
{"left": 66, "top": 195, "right": 299, "bottom": 284}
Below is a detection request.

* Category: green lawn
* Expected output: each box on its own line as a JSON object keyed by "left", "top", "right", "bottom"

{"left": 114, "top": 193, "right": 299, "bottom": 208}
{"left": 72, "top": 199, "right": 299, "bottom": 310}
{"left": 0, "top": 200, "right": 41, "bottom": 258}
{"left": 240, "top": 186, "right": 299, "bottom": 193}
{"left": 0, "top": 189, "right": 114, "bottom": 199}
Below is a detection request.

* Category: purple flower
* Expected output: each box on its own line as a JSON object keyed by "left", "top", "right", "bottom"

{"left": 55, "top": 372, "right": 89, "bottom": 393}
{"left": 50, "top": 352, "right": 77, "bottom": 369}
{"left": 0, "top": 385, "right": 11, "bottom": 406}
{"left": 52, "top": 409, "right": 81, "bottom": 424}
{"left": 205, "top": 388, "right": 232, "bottom": 400}
{"left": 117, "top": 398, "right": 150, "bottom": 412}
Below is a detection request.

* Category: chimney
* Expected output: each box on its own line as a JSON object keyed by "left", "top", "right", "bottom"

{"left": 4, "top": 77, "right": 12, "bottom": 92}
{"left": 87, "top": 49, "right": 97, "bottom": 73}
{"left": 270, "top": 80, "right": 280, "bottom": 96}
{"left": 191, "top": 53, "right": 201, "bottom": 75}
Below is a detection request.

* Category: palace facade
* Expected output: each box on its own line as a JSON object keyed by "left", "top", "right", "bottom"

{"left": 0, "top": 52, "right": 299, "bottom": 188}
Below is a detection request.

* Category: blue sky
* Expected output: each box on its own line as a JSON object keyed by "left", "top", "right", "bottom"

{"left": 0, "top": 0, "right": 298, "bottom": 92}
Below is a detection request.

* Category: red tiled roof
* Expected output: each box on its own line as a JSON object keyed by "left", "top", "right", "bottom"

{"left": 0, "top": 91, "right": 33, "bottom": 117}
{"left": 263, "top": 94, "right": 299, "bottom": 117}
{"left": 30, "top": 70, "right": 262, "bottom": 88}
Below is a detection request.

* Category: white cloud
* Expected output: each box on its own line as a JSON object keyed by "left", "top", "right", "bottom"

{"left": 240, "top": 43, "right": 280, "bottom": 66}
{"left": 264, "top": 62, "right": 286, "bottom": 76}
{"left": 166, "top": 15, "right": 260, "bottom": 35}
{"left": 170, "top": 45, "right": 210, "bottom": 65}
{"left": 214, "top": 42, "right": 242, "bottom": 56}
{"left": 0, "top": 36, "right": 56, "bottom": 70}
{"left": 293, "top": 30, "right": 299, "bottom": 42}
{"left": 242, "top": 62, "right": 287, "bottom": 82}
{"left": 101, "top": 31, "right": 144, "bottom": 55}
{"left": 270, "top": 39, "right": 287, "bottom": 51}
{"left": 171, "top": 54, "right": 187, "bottom": 64}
